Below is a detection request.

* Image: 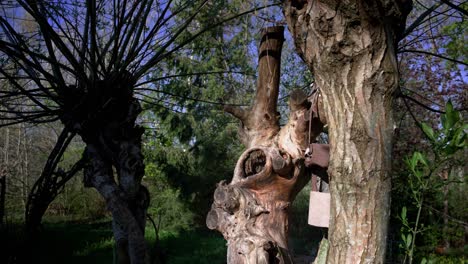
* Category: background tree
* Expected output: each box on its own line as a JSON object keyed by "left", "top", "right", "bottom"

{"left": 390, "top": 1, "right": 467, "bottom": 262}
{"left": 0, "top": 1, "right": 275, "bottom": 263}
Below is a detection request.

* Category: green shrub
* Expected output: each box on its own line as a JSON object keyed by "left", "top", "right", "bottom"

{"left": 421, "top": 254, "right": 466, "bottom": 264}
{"left": 145, "top": 162, "right": 195, "bottom": 232}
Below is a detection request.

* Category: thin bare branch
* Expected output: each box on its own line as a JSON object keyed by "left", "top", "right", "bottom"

{"left": 441, "top": 0, "right": 468, "bottom": 17}
{"left": 399, "top": 49, "right": 467, "bottom": 66}
{"left": 401, "top": 3, "right": 440, "bottom": 40}
{"left": 135, "top": 2, "right": 280, "bottom": 78}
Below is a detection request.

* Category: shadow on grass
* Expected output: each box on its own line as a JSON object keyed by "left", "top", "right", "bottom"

{"left": 0, "top": 219, "right": 226, "bottom": 264}
{"left": 0, "top": 220, "right": 114, "bottom": 264}
{"left": 155, "top": 229, "right": 227, "bottom": 264}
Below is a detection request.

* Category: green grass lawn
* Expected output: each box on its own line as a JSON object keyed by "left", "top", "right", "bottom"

{"left": 3, "top": 218, "right": 464, "bottom": 264}
{"left": 1, "top": 218, "right": 227, "bottom": 264}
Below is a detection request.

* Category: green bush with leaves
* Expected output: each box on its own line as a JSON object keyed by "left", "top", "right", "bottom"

{"left": 398, "top": 101, "right": 466, "bottom": 264}
{"left": 144, "top": 162, "right": 195, "bottom": 232}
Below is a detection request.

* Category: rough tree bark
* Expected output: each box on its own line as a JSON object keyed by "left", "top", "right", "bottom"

{"left": 23, "top": 73, "right": 148, "bottom": 264}
{"left": 207, "top": 26, "right": 325, "bottom": 263}
{"left": 0, "top": 171, "right": 5, "bottom": 227}
{"left": 283, "top": 1, "right": 411, "bottom": 263}
{"left": 77, "top": 72, "right": 149, "bottom": 264}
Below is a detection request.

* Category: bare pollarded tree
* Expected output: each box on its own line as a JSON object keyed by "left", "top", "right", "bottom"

{"left": 0, "top": 1, "right": 275, "bottom": 263}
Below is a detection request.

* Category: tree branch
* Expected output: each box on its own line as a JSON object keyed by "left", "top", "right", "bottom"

{"left": 401, "top": 3, "right": 440, "bottom": 40}
{"left": 399, "top": 94, "right": 444, "bottom": 114}
{"left": 224, "top": 105, "right": 248, "bottom": 121}
{"left": 26, "top": 127, "right": 76, "bottom": 230}
{"left": 135, "top": 2, "right": 280, "bottom": 78}
{"left": 441, "top": 0, "right": 468, "bottom": 17}
{"left": 399, "top": 49, "right": 467, "bottom": 66}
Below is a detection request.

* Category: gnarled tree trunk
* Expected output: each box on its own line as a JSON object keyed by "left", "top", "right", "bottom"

{"left": 283, "top": 1, "right": 411, "bottom": 263}
{"left": 24, "top": 73, "right": 149, "bottom": 263}
{"left": 207, "top": 26, "right": 325, "bottom": 263}
{"left": 79, "top": 73, "right": 149, "bottom": 264}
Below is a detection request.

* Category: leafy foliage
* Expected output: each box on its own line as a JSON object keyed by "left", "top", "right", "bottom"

{"left": 396, "top": 102, "right": 467, "bottom": 264}
{"left": 441, "top": 4, "right": 468, "bottom": 69}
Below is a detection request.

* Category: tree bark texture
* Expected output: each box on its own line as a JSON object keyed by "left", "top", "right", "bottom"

{"left": 283, "top": 1, "right": 411, "bottom": 263}
{"left": 207, "top": 26, "right": 325, "bottom": 263}
{"left": 0, "top": 173, "right": 5, "bottom": 226}
{"left": 73, "top": 72, "right": 149, "bottom": 264}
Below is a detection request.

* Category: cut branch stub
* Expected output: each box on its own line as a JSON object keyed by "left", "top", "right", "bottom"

{"left": 277, "top": 88, "right": 325, "bottom": 159}
{"left": 271, "top": 149, "right": 293, "bottom": 177}
{"left": 252, "top": 26, "right": 284, "bottom": 122}
{"left": 213, "top": 182, "right": 240, "bottom": 213}
{"left": 289, "top": 89, "right": 308, "bottom": 111}
{"left": 225, "top": 26, "right": 284, "bottom": 148}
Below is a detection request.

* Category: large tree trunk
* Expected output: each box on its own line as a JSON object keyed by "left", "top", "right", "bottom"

{"left": 283, "top": 1, "right": 411, "bottom": 263}
{"left": 84, "top": 142, "right": 148, "bottom": 264}
{"left": 207, "top": 26, "right": 325, "bottom": 263}
{"left": 23, "top": 71, "right": 149, "bottom": 263}
{"left": 80, "top": 73, "right": 149, "bottom": 264}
